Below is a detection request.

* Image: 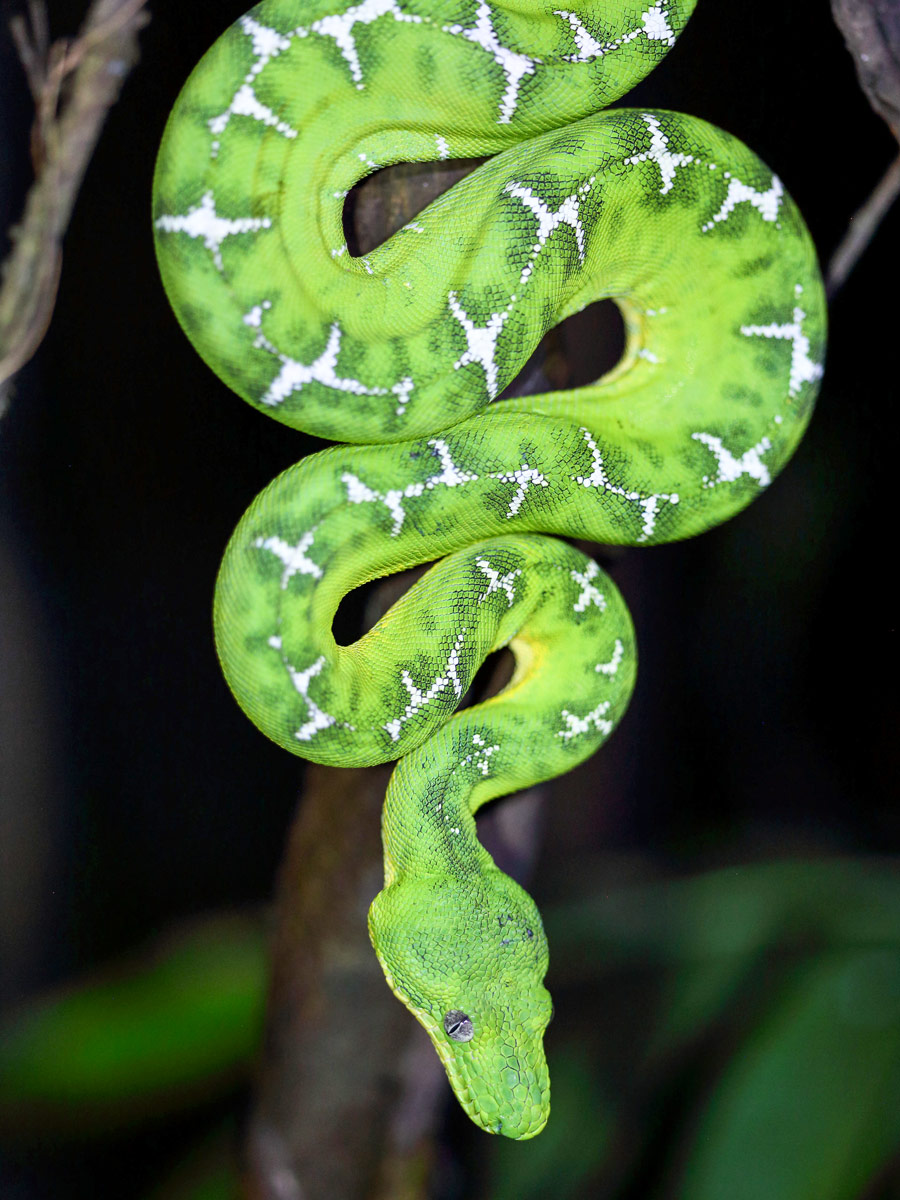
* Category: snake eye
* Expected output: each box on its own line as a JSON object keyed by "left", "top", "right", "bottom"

{"left": 443, "top": 1010, "right": 474, "bottom": 1042}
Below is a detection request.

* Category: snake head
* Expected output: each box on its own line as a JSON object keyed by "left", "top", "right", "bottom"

{"left": 368, "top": 871, "right": 553, "bottom": 1139}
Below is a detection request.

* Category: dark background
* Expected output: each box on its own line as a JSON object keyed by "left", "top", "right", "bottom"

{"left": 0, "top": 0, "right": 897, "bottom": 1195}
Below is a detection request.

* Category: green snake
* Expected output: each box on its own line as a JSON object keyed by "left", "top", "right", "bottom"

{"left": 152, "top": 0, "right": 825, "bottom": 1139}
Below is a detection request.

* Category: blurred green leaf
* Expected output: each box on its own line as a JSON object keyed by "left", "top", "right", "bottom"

{"left": 4, "top": 854, "right": 900, "bottom": 1200}
{"left": 0, "top": 913, "right": 267, "bottom": 1136}
{"left": 546, "top": 857, "right": 900, "bottom": 1062}
{"left": 546, "top": 859, "right": 900, "bottom": 971}
{"left": 677, "top": 950, "right": 900, "bottom": 1200}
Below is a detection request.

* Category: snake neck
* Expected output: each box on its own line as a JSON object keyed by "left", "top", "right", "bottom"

{"left": 380, "top": 720, "right": 499, "bottom": 887}
{"left": 370, "top": 716, "right": 555, "bottom": 1140}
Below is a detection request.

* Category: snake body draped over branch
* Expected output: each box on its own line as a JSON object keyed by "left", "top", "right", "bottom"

{"left": 152, "top": 0, "right": 825, "bottom": 1139}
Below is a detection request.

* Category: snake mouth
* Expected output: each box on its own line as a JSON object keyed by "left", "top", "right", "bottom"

{"left": 461, "top": 1071, "right": 550, "bottom": 1140}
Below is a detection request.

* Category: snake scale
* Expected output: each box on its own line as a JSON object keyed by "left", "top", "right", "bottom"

{"left": 152, "top": 0, "right": 825, "bottom": 1138}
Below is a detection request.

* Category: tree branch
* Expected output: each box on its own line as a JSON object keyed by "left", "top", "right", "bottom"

{"left": 244, "top": 157, "right": 558, "bottom": 1199}
{"left": 0, "top": 0, "right": 150, "bottom": 409}
{"left": 825, "top": 151, "right": 900, "bottom": 301}
{"left": 827, "top": 0, "right": 900, "bottom": 298}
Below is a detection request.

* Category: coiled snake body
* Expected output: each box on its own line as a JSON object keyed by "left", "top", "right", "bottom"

{"left": 153, "top": 0, "right": 825, "bottom": 1138}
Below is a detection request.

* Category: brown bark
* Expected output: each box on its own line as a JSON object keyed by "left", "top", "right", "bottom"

{"left": 243, "top": 159, "right": 555, "bottom": 1200}
{"left": 243, "top": 143, "right": 628, "bottom": 1196}
{"left": 827, "top": 0, "right": 900, "bottom": 298}
{"left": 243, "top": 158, "right": 468, "bottom": 1195}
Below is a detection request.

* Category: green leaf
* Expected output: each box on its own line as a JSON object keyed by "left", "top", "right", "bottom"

{"left": 0, "top": 913, "right": 266, "bottom": 1136}
{"left": 678, "top": 950, "right": 900, "bottom": 1200}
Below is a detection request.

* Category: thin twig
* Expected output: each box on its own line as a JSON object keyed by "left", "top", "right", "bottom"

{"left": 827, "top": 0, "right": 900, "bottom": 298}
{"left": 826, "top": 152, "right": 900, "bottom": 300}
{"left": 9, "top": 2, "right": 49, "bottom": 106}
{"left": 0, "top": 0, "right": 151, "bottom": 413}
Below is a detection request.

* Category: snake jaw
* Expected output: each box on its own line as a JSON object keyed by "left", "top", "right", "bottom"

{"left": 395, "top": 986, "right": 552, "bottom": 1139}
{"left": 436, "top": 1030, "right": 552, "bottom": 1139}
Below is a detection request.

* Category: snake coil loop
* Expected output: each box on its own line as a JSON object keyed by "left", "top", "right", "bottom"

{"left": 153, "top": 0, "right": 825, "bottom": 1137}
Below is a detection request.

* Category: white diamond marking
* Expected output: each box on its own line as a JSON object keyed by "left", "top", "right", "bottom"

{"left": 448, "top": 292, "right": 512, "bottom": 400}
{"left": 489, "top": 462, "right": 548, "bottom": 517}
{"left": 596, "top": 639, "right": 624, "bottom": 676}
{"left": 570, "top": 560, "right": 605, "bottom": 613}
{"left": 298, "top": 0, "right": 423, "bottom": 88}
{"left": 701, "top": 174, "right": 784, "bottom": 233}
{"left": 555, "top": 2, "right": 675, "bottom": 61}
{"left": 504, "top": 177, "right": 595, "bottom": 285}
{"left": 558, "top": 701, "right": 613, "bottom": 741}
{"left": 692, "top": 432, "right": 773, "bottom": 488}
{"left": 343, "top": 438, "right": 478, "bottom": 536}
{"left": 460, "top": 730, "right": 500, "bottom": 776}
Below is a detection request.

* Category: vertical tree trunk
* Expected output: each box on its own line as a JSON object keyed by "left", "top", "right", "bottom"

{"left": 243, "top": 153, "right": 616, "bottom": 1199}
{"left": 244, "top": 161, "right": 481, "bottom": 1200}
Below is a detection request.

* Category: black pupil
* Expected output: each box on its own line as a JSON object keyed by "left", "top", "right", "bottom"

{"left": 443, "top": 1010, "right": 473, "bottom": 1041}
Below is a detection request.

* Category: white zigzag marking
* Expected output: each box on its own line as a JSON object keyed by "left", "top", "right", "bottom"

{"left": 299, "top": 0, "right": 423, "bottom": 88}
{"left": 384, "top": 630, "right": 467, "bottom": 742}
{"left": 257, "top": 322, "right": 373, "bottom": 403}
{"left": 254, "top": 531, "right": 323, "bottom": 585}
{"left": 391, "top": 376, "right": 415, "bottom": 416}
{"left": 460, "top": 731, "right": 500, "bottom": 776}
{"left": 285, "top": 655, "right": 336, "bottom": 741}
{"left": 242, "top": 308, "right": 414, "bottom": 410}
{"left": 207, "top": 17, "right": 296, "bottom": 155}
{"left": 692, "top": 432, "right": 773, "bottom": 488}
{"left": 264, "top": 642, "right": 356, "bottom": 741}
{"left": 476, "top": 558, "right": 522, "bottom": 606}
{"left": 625, "top": 114, "right": 694, "bottom": 194}
{"left": 489, "top": 462, "right": 548, "bottom": 517}
{"left": 154, "top": 192, "right": 271, "bottom": 271}
{"left": 448, "top": 292, "right": 512, "bottom": 399}
{"left": 208, "top": 84, "right": 297, "bottom": 152}
{"left": 740, "top": 299, "right": 823, "bottom": 397}
{"left": 701, "top": 173, "right": 783, "bottom": 232}
{"left": 240, "top": 14, "right": 294, "bottom": 73}
{"left": 555, "top": 3, "right": 675, "bottom": 62}
{"left": 343, "top": 438, "right": 478, "bottom": 536}
{"left": 504, "top": 178, "right": 595, "bottom": 284}
{"left": 443, "top": 1, "right": 538, "bottom": 123}
{"left": 554, "top": 8, "right": 604, "bottom": 59}
{"left": 570, "top": 560, "right": 605, "bottom": 613}
{"left": 596, "top": 639, "right": 624, "bottom": 676}
{"left": 558, "top": 701, "right": 613, "bottom": 741}
{"left": 572, "top": 427, "right": 679, "bottom": 542}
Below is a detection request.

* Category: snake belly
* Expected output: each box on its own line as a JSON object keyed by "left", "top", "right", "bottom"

{"left": 152, "top": 0, "right": 826, "bottom": 1139}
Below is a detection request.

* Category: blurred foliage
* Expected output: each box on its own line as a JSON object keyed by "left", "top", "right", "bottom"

{"left": 144, "top": 1123, "right": 242, "bottom": 1200}
{"left": 1, "top": 859, "right": 898, "bottom": 1198}
{"left": 678, "top": 951, "right": 900, "bottom": 1200}
{"left": 0, "top": 913, "right": 267, "bottom": 1139}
